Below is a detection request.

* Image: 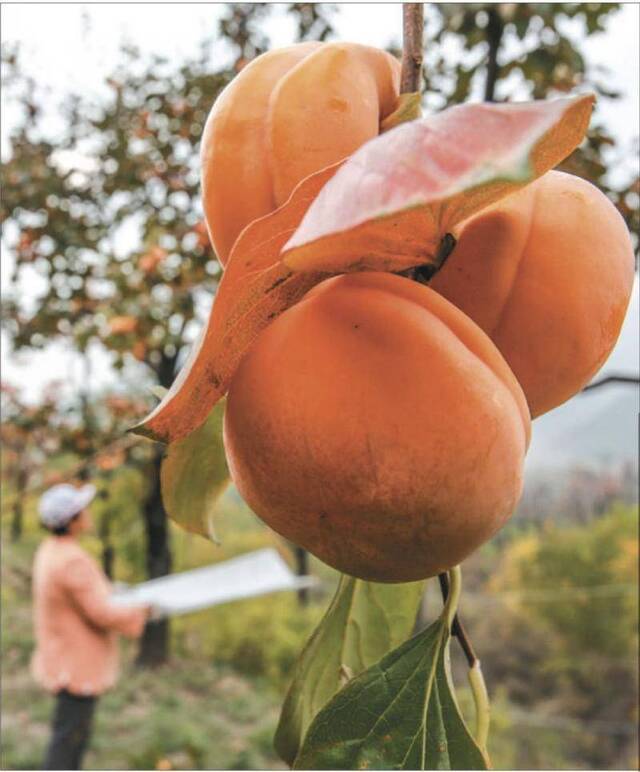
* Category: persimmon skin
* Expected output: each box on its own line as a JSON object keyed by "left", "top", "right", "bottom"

{"left": 224, "top": 272, "right": 530, "bottom": 582}
{"left": 431, "top": 171, "right": 635, "bottom": 418}
{"left": 201, "top": 42, "right": 401, "bottom": 265}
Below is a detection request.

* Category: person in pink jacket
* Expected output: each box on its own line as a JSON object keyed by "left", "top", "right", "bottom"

{"left": 32, "top": 482, "right": 150, "bottom": 770}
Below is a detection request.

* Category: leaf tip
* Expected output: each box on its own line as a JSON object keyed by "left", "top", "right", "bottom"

{"left": 127, "top": 420, "right": 164, "bottom": 443}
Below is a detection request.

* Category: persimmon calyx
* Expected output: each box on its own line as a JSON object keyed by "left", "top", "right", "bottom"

{"left": 380, "top": 91, "right": 422, "bottom": 132}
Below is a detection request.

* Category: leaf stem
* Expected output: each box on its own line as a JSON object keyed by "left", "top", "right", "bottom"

{"left": 400, "top": 4, "right": 424, "bottom": 95}
{"left": 439, "top": 570, "right": 491, "bottom": 758}
{"left": 468, "top": 661, "right": 491, "bottom": 755}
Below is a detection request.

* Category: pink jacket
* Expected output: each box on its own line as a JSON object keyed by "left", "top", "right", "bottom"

{"left": 31, "top": 536, "right": 147, "bottom": 696}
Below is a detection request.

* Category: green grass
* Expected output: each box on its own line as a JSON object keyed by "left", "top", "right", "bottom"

{"left": 2, "top": 655, "right": 287, "bottom": 770}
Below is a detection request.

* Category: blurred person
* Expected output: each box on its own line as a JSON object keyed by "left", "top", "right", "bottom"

{"left": 32, "top": 483, "right": 151, "bottom": 770}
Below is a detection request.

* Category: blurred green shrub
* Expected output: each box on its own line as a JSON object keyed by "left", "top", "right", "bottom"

{"left": 173, "top": 593, "right": 322, "bottom": 687}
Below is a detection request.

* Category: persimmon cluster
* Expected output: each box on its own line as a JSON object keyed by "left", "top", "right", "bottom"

{"left": 198, "top": 43, "right": 634, "bottom": 581}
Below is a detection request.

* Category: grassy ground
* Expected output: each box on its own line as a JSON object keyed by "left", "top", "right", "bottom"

{"left": 3, "top": 656, "right": 286, "bottom": 770}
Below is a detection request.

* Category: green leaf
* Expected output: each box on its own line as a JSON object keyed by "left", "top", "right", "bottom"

{"left": 294, "top": 573, "right": 488, "bottom": 770}
{"left": 160, "top": 398, "right": 229, "bottom": 541}
{"left": 275, "top": 576, "right": 424, "bottom": 766}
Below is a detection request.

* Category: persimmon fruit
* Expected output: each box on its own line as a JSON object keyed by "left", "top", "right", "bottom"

{"left": 431, "top": 170, "right": 635, "bottom": 417}
{"left": 224, "top": 272, "right": 531, "bottom": 582}
{"left": 201, "top": 42, "right": 401, "bottom": 265}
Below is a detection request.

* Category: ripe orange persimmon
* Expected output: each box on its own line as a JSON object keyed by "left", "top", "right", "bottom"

{"left": 201, "top": 42, "right": 401, "bottom": 265}
{"left": 224, "top": 272, "right": 531, "bottom": 582}
{"left": 431, "top": 171, "right": 635, "bottom": 418}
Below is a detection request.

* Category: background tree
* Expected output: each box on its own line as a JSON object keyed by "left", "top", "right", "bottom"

{"left": 0, "top": 40, "right": 228, "bottom": 664}
{"left": 1, "top": 382, "right": 61, "bottom": 541}
{"left": 420, "top": 3, "right": 638, "bottom": 252}
{"left": 1, "top": 380, "right": 148, "bottom": 575}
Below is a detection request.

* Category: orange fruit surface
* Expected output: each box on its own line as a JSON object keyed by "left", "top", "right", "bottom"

{"left": 431, "top": 170, "right": 636, "bottom": 417}
{"left": 201, "top": 42, "right": 401, "bottom": 265}
{"left": 224, "top": 272, "right": 531, "bottom": 582}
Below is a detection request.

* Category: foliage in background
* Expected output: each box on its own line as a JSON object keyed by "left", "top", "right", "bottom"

{"left": 2, "top": 487, "right": 636, "bottom": 770}
{"left": 1, "top": 32, "right": 229, "bottom": 665}
{"left": 421, "top": 3, "right": 638, "bottom": 252}
{"left": 475, "top": 504, "right": 638, "bottom": 769}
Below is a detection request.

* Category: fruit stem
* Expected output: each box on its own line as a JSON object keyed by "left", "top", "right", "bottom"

{"left": 437, "top": 571, "right": 476, "bottom": 667}
{"left": 439, "top": 570, "right": 491, "bottom": 756}
{"left": 401, "top": 232, "right": 456, "bottom": 284}
{"left": 442, "top": 565, "right": 461, "bottom": 630}
{"left": 400, "top": 4, "right": 424, "bottom": 95}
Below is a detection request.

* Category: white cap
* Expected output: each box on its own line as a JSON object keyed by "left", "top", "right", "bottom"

{"left": 38, "top": 484, "right": 97, "bottom": 530}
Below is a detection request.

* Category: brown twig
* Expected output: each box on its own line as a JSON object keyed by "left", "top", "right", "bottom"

{"left": 438, "top": 571, "right": 477, "bottom": 668}
{"left": 400, "top": 4, "right": 424, "bottom": 95}
{"left": 582, "top": 374, "right": 640, "bottom": 392}
{"left": 484, "top": 7, "right": 504, "bottom": 102}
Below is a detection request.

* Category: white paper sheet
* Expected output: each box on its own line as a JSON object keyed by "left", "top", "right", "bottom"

{"left": 111, "top": 548, "right": 318, "bottom": 618}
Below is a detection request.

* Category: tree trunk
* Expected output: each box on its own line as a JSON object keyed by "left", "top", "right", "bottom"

{"left": 11, "top": 462, "right": 28, "bottom": 542}
{"left": 102, "top": 543, "right": 115, "bottom": 580}
{"left": 484, "top": 7, "right": 504, "bottom": 102}
{"left": 136, "top": 354, "right": 177, "bottom": 667}
{"left": 136, "top": 445, "right": 172, "bottom": 667}
{"left": 294, "top": 546, "right": 309, "bottom": 606}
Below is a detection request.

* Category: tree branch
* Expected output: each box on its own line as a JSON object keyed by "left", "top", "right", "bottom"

{"left": 484, "top": 7, "right": 504, "bottom": 102}
{"left": 582, "top": 374, "right": 640, "bottom": 392}
{"left": 400, "top": 4, "right": 424, "bottom": 94}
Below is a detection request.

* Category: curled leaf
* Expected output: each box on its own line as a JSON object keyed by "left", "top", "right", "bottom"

{"left": 282, "top": 93, "right": 594, "bottom": 274}
{"left": 131, "top": 162, "right": 341, "bottom": 443}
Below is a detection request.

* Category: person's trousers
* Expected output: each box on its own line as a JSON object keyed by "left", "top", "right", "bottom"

{"left": 43, "top": 689, "right": 97, "bottom": 770}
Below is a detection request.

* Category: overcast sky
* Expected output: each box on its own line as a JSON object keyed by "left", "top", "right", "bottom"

{"left": 1, "top": 3, "right": 639, "bottom": 405}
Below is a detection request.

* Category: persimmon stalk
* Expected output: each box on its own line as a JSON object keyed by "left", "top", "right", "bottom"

{"left": 582, "top": 373, "right": 639, "bottom": 392}
{"left": 398, "top": 6, "right": 456, "bottom": 283}
{"left": 484, "top": 7, "right": 504, "bottom": 103}
{"left": 399, "top": 6, "right": 482, "bottom": 686}
{"left": 400, "top": 4, "right": 424, "bottom": 94}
